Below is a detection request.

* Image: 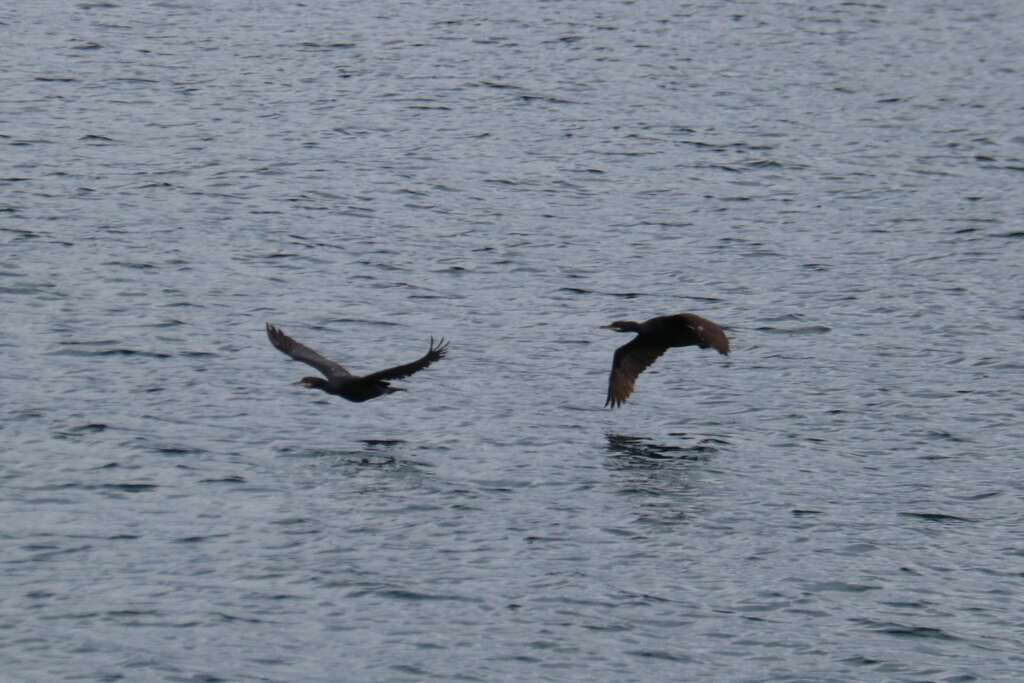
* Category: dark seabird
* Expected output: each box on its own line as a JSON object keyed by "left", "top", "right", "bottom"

{"left": 603, "top": 313, "right": 729, "bottom": 409}
{"left": 266, "top": 323, "right": 448, "bottom": 403}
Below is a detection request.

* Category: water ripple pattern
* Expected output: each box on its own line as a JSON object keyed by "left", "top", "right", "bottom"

{"left": 3, "top": 1, "right": 1023, "bottom": 681}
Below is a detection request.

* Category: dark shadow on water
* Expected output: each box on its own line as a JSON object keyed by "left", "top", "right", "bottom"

{"left": 605, "top": 432, "right": 725, "bottom": 465}
{"left": 603, "top": 432, "right": 729, "bottom": 526}
{"left": 278, "top": 439, "right": 417, "bottom": 468}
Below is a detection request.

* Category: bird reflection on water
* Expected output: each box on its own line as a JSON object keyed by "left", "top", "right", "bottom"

{"left": 278, "top": 439, "right": 410, "bottom": 467}
{"left": 353, "top": 439, "right": 406, "bottom": 466}
{"left": 603, "top": 433, "right": 722, "bottom": 526}
{"left": 605, "top": 433, "right": 724, "bottom": 464}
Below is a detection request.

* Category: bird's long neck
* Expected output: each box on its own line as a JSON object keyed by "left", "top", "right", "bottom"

{"left": 619, "top": 321, "right": 643, "bottom": 333}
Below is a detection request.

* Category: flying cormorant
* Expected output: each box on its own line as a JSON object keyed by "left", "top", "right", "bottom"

{"left": 266, "top": 323, "right": 448, "bottom": 402}
{"left": 603, "top": 313, "right": 729, "bottom": 409}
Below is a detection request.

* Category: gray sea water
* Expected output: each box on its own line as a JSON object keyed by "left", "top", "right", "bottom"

{"left": 3, "top": 1, "right": 1024, "bottom": 681}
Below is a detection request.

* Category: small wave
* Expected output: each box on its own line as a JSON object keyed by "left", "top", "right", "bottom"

{"left": 67, "top": 423, "right": 109, "bottom": 433}
{"left": 50, "top": 348, "right": 172, "bottom": 359}
{"left": 869, "top": 621, "right": 962, "bottom": 641}
{"left": 755, "top": 325, "right": 830, "bottom": 335}
{"left": 102, "top": 260, "right": 156, "bottom": 269}
{"left": 899, "top": 512, "right": 974, "bottom": 523}
{"left": 156, "top": 446, "right": 205, "bottom": 456}
{"left": 298, "top": 41, "right": 355, "bottom": 50}
{"left": 624, "top": 649, "right": 694, "bottom": 663}
{"left": 353, "top": 587, "right": 482, "bottom": 603}
{"left": 199, "top": 475, "right": 246, "bottom": 484}
{"left": 100, "top": 483, "right": 159, "bottom": 493}
{"left": 951, "top": 490, "right": 1002, "bottom": 501}
{"left": 320, "top": 317, "right": 401, "bottom": 327}
{"left": 174, "top": 534, "right": 229, "bottom": 544}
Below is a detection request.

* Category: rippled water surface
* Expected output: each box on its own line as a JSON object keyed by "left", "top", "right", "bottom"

{"left": 3, "top": 1, "right": 1024, "bottom": 681}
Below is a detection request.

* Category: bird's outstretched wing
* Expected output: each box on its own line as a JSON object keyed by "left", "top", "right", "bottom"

{"left": 606, "top": 339, "right": 667, "bottom": 409}
{"left": 677, "top": 313, "right": 730, "bottom": 355}
{"left": 266, "top": 323, "right": 352, "bottom": 379}
{"left": 363, "top": 337, "right": 449, "bottom": 382}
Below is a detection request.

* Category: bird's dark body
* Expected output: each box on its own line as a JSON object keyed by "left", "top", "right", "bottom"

{"left": 635, "top": 314, "right": 723, "bottom": 349}
{"left": 604, "top": 312, "right": 729, "bottom": 409}
{"left": 266, "top": 323, "right": 447, "bottom": 403}
{"left": 313, "top": 377, "right": 400, "bottom": 403}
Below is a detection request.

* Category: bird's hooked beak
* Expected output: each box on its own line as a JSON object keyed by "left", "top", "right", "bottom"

{"left": 603, "top": 321, "right": 638, "bottom": 333}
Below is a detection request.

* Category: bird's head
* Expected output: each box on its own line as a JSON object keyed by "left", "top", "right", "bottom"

{"left": 294, "top": 376, "right": 328, "bottom": 391}
{"left": 602, "top": 320, "right": 641, "bottom": 333}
